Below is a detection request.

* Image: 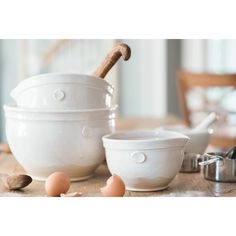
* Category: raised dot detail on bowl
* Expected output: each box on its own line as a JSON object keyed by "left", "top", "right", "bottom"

{"left": 53, "top": 89, "right": 65, "bottom": 101}
{"left": 82, "top": 126, "right": 93, "bottom": 138}
{"left": 131, "top": 152, "right": 146, "bottom": 164}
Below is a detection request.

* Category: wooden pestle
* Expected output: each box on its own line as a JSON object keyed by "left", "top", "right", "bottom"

{"left": 93, "top": 43, "right": 131, "bottom": 79}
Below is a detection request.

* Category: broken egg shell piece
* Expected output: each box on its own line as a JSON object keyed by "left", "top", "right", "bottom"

{"left": 100, "top": 174, "right": 126, "bottom": 197}
{"left": 60, "top": 192, "right": 83, "bottom": 197}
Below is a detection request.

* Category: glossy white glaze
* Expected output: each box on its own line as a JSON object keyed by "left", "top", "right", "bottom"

{"left": 4, "top": 104, "right": 116, "bottom": 181}
{"left": 102, "top": 130, "right": 189, "bottom": 191}
{"left": 11, "top": 73, "right": 114, "bottom": 110}
{"left": 158, "top": 125, "right": 211, "bottom": 154}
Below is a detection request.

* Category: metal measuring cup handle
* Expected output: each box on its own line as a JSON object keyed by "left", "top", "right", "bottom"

{"left": 198, "top": 153, "right": 224, "bottom": 166}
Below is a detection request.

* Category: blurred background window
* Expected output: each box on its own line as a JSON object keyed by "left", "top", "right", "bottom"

{"left": 182, "top": 39, "right": 236, "bottom": 127}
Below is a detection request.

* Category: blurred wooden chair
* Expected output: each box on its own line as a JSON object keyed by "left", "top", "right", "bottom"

{"left": 176, "top": 70, "right": 236, "bottom": 148}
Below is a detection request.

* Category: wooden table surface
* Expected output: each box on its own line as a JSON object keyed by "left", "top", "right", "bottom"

{"left": 1, "top": 116, "right": 236, "bottom": 197}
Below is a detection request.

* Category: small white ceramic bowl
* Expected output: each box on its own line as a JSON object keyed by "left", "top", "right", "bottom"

{"left": 11, "top": 73, "right": 114, "bottom": 110}
{"left": 158, "top": 125, "right": 212, "bottom": 154}
{"left": 102, "top": 130, "right": 189, "bottom": 191}
{"left": 4, "top": 104, "right": 117, "bottom": 181}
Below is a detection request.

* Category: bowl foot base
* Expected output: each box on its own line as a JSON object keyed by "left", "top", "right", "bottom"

{"left": 126, "top": 185, "right": 169, "bottom": 192}
{"left": 31, "top": 174, "right": 94, "bottom": 182}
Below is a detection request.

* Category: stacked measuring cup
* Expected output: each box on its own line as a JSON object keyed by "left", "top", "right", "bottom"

{"left": 4, "top": 43, "right": 131, "bottom": 181}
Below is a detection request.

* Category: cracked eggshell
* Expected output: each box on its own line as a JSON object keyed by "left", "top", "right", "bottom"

{"left": 100, "top": 174, "right": 126, "bottom": 197}
{"left": 60, "top": 192, "right": 83, "bottom": 197}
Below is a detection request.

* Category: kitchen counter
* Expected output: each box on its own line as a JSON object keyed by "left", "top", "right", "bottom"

{"left": 1, "top": 116, "right": 236, "bottom": 197}
{"left": 1, "top": 153, "right": 236, "bottom": 197}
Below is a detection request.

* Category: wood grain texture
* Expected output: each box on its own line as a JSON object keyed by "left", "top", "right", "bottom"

{"left": 1, "top": 117, "right": 236, "bottom": 197}
{"left": 1, "top": 153, "right": 236, "bottom": 197}
{"left": 93, "top": 43, "right": 131, "bottom": 79}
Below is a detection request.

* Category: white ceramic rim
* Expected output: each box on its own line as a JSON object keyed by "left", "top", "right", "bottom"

{"left": 102, "top": 130, "right": 189, "bottom": 150}
{"left": 157, "top": 125, "right": 213, "bottom": 135}
{"left": 4, "top": 104, "right": 118, "bottom": 113}
{"left": 4, "top": 104, "right": 117, "bottom": 121}
{"left": 11, "top": 73, "right": 114, "bottom": 99}
{"left": 179, "top": 128, "right": 213, "bottom": 135}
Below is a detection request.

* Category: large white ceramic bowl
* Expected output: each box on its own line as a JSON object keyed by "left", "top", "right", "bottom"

{"left": 11, "top": 73, "right": 114, "bottom": 110}
{"left": 102, "top": 130, "right": 189, "bottom": 191}
{"left": 157, "top": 125, "right": 212, "bottom": 154}
{"left": 4, "top": 104, "right": 117, "bottom": 181}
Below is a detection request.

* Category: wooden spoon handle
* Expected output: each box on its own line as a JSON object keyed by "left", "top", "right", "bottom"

{"left": 93, "top": 43, "right": 131, "bottom": 79}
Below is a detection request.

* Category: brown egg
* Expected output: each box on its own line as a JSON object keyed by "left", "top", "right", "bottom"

{"left": 100, "top": 174, "right": 126, "bottom": 197}
{"left": 45, "top": 172, "right": 70, "bottom": 197}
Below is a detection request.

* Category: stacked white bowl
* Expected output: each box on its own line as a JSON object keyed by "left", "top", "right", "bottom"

{"left": 4, "top": 73, "right": 117, "bottom": 181}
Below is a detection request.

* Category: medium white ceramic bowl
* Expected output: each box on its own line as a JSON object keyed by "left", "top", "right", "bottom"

{"left": 4, "top": 104, "right": 117, "bottom": 181}
{"left": 158, "top": 125, "right": 212, "bottom": 154}
{"left": 11, "top": 73, "right": 114, "bottom": 110}
{"left": 102, "top": 130, "right": 189, "bottom": 191}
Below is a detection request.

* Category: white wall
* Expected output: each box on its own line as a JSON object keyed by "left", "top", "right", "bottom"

{"left": 181, "top": 39, "right": 206, "bottom": 72}
{"left": 182, "top": 39, "right": 236, "bottom": 73}
{"left": 119, "top": 39, "right": 167, "bottom": 117}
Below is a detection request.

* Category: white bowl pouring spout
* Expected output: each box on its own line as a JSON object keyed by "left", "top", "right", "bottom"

{"left": 102, "top": 130, "right": 189, "bottom": 192}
